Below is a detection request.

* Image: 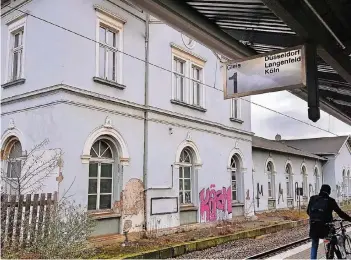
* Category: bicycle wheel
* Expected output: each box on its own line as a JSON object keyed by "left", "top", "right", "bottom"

{"left": 327, "top": 243, "right": 335, "bottom": 259}
{"left": 334, "top": 246, "right": 343, "bottom": 259}
{"left": 344, "top": 235, "right": 351, "bottom": 255}
{"left": 327, "top": 244, "right": 343, "bottom": 259}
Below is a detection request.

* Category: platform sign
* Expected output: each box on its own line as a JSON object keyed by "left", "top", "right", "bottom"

{"left": 224, "top": 45, "right": 306, "bottom": 99}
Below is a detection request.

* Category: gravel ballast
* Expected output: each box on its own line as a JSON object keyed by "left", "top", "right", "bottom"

{"left": 176, "top": 224, "right": 309, "bottom": 259}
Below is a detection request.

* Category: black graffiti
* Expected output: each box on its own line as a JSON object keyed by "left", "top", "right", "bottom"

{"left": 278, "top": 183, "right": 284, "bottom": 204}
{"left": 309, "top": 184, "right": 313, "bottom": 197}
{"left": 256, "top": 183, "right": 264, "bottom": 208}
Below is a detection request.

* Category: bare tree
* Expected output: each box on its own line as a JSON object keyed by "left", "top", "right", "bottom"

{"left": 1, "top": 140, "right": 97, "bottom": 258}
{"left": 1, "top": 139, "right": 62, "bottom": 197}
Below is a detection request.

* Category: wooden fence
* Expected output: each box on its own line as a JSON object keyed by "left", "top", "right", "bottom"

{"left": 1, "top": 192, "right": 57, "bottom": 248}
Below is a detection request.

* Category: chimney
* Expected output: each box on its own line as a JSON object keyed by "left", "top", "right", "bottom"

{"left": 275, "top": 134, "right": 282, "bottom": 141}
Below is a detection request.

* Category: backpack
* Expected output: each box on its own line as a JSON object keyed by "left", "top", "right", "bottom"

{"left": 309, "top": 196, "right": 329, "bottom": 223}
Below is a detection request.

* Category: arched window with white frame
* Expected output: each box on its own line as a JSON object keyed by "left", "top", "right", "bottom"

{"left": 88, "top": 139, "right": 116, "bottom": 211}
{"left": 342, "top": 169, "right": 347, "bottom": 196}
{"left": 314, "top": 167, "right": 320, "bottom": 195}
{"left": 267, "top": 161, "right": 275, "bottom": 198}
{"left": 348, "top": 170, "right": 351, "bottom": 196}
{"left": 301, "top": 165, "right": 308, "bottom": 197}
{"left": 179, "top": 147, "right": 194, "bottom": 205}
{"left": 285, "top": 163, "right": 293, "bottom": 198}
{"left": 230, "top": 154, "right": 243, "bottom": 203}
{"left": 5, "top": 139, "right": 23, "bottom": 179}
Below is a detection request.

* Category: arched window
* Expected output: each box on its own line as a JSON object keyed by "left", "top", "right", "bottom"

{"left": 301, "top": 166, "right": 308, "bottom": 197}
{"left": 348, "top": 170, "right": 351, "bottom": 196}
{"left": 179, "top": 147, "right": 193, "bottom": 205}
{"left": 88, "top": 139, "right": 115, "bottom": 210}
{"left": 230, "top": 154, "right": 243, "bottom": 202}
{"left": 267, "top": 161, "right": 275, "bottom": 198}
{"left": 285, "top": 163, "right": 293, "bottom": 198}
{"left": 6, "top": 139, "right": 22, "bottom": 179}
{"left": 314, "top": 168, "right": 320, "bottom": 194}
{"left": 342, "top": 169, "right": 347, "bottom": 196}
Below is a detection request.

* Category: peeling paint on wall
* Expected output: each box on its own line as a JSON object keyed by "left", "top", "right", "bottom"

{"left": 115, "top": 178, "right": 145, "bottom": 233}
{"left": 123, "top": 178, "right": 144, "bottom": 215}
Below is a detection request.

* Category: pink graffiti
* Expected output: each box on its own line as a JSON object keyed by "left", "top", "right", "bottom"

{"left": 199, "top": 184, "right": 232, "bottom": 222}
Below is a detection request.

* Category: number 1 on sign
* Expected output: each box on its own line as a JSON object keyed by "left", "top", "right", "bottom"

{"left": 229, "top": 72, "right": 238, "bottom": 94}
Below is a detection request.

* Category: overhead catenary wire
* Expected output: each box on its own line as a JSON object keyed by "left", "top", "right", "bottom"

{"left": 6, "top": 5, "right": 340, "bottom": 137}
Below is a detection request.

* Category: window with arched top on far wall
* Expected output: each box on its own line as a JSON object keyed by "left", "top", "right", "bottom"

{"left": 266, "top": 161, "right": 275, "bottom": 198}
{"left": 314, "top": 167, "right": 320, "bottom": 195}
{"left": 301, "top": 165, "right": 308, "bottom": 197}
{"left": 179, "top": 147, "right": 194, "bottom": 205}
{"left": 88, "top": 139, "right": 115, "bottom": 211}
{"left": 285, "top": 163, "right": 293, "bottom": 198}
{"left": 342, "top": 169, "right": 347, "bottom": 196}
{"left": 5, "top": 139, "right": 23, "bottom": 179}
{"left": 230, "top": 154, "right": 243, "bottom": 203}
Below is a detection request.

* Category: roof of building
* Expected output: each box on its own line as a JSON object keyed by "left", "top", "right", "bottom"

{"left": 281, "top": 136, "right": 350, "bottom": 155}
{"left": 252, "top": 136, "right": 327, "bottom": 160}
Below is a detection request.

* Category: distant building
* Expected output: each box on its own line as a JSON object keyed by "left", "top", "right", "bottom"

{"left": 283, "top": 136, "right": 351, "bottom": 201}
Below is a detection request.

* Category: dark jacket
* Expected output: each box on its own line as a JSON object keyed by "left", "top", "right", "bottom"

{"left": 307, "top": 192, "right": 351, "bottom": 238}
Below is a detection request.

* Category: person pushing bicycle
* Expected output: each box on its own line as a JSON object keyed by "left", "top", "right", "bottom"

{"left": 307, "top": 184, "right": 351, "bottom": 259}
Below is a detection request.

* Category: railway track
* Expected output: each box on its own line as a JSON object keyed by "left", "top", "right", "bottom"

{"left": 246, "top": 237, "right": 310, "bottom": 259}
{"left": 246, "top": 224, "right": 351, "bottom": 259}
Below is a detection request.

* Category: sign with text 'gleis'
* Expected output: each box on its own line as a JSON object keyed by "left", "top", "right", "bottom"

{"left": 224, "top": 45, "right": 306, "bottom": 99}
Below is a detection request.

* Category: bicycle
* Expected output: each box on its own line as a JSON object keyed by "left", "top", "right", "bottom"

{"left": 324, "top": 219, "right": 351, "bottom": 259}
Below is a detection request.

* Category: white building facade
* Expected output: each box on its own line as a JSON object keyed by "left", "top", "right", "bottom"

{"left": 1, "top": 0, "right": 350, "bottom": 238}
{"left": 1, "top": 0, "right": 253, "bottom": 237}
{"left": 252, "top": 136, "right": 325, "bottom": 212}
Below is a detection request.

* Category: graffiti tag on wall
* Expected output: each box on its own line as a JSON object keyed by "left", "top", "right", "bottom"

{"left": 199, "top": 184, "right": 232, "bottom": 222}
{"left": 278, "top": 183, "right": 284, "bottom": 204}
{"left": 256, "top": 183, "right": 263, "bottom": 208}
{"left": 309, "top": 184, "right": 313, "bottom": 197}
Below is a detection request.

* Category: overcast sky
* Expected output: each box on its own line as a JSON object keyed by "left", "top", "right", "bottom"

{"left": 251, "top": 91, "right": 351, "bottom": 140}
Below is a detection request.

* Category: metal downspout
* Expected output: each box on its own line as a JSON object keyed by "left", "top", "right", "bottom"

{"left": 143, "top": 13, "right": 150, "bottom": 231}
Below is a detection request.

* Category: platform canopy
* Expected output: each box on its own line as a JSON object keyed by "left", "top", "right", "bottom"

{"left": 128, "top": 0, "right": 351, "bottom": 125}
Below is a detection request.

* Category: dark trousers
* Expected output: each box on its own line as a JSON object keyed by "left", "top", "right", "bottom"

{"left": 311, "top": 237, "right": 319, "bottom": 259}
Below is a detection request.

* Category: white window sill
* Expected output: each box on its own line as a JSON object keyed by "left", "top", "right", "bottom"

{"left": 93, "top": 77, "right": 126, "bottom": 90}
{"left": 180, "top": 205, "right": 198, "bottom": 212}
{"left": 232, "top": 202, "right": 244, "bottom": 207}
{"left": 88, "top": 210, "right": 121, "bottom": 220}
{"left": 2, "top": 78, "right": 26, "bottom": 88}
{"left": 230, "top": 117, "right": 244, "bottom": 124}
{"left": 170, "top": 99, "right": 207, "bottom": 112}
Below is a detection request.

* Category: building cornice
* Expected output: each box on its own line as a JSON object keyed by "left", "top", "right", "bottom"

{"left": 1, "top": 84, "right": 254, "bottom": 138}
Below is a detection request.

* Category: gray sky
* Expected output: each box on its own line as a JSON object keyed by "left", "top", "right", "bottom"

{"left": 251, "top": 91, "right": 351, "bottom": 139}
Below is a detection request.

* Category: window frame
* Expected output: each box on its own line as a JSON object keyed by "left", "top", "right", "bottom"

{"left": 172, "top": 56, "right": 187, "bottom": 102}
{"left": 171, "top": 49, "right": 205, "bottom": 109}
{"left": 6, "top": 16, "right": 27, "bottom": 83}
{"left": 230, "top": 155, "right": 238, "bottom": 202}
{"left": 285, "top": 163, "right": 293, "bottom": 198}
{"left": 95, "top": 10, "right": 124, "bottom": 85}
{"left": 266, "top": 162, "right": 275, "bottom": 199}
{"left": 88, "top": 139, "right": 115, "bottom": 211}
{"left": 314, "top": 167, "right": 320, "bottom": 195}
{"left": 342, "top": 169, "right": 347, "bottom": 195}
{"left": 301, "top": 166, "right": 308, "bottom": 197}
{"left": 5, "top": 140, "right": 23, "bottom": 179}
{"left": 178, "top": 148, "right": 194, "bottom": 205}
{"left": 230, "top": 98, "right": 241, "bottom": 119}
{"left": 190, "top": 63, "right": 203, "bottom": 106}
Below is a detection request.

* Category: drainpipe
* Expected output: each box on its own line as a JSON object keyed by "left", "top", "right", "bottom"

{"left": 251, "top": 168, "right": 256, "bottom": 214}
{"left": 143, "top": 14, "right": 150, "bottom": 231}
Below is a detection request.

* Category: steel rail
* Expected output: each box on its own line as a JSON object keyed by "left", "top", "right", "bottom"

{"left": 246, "top": 223, "right": 351, "bottom": 259}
